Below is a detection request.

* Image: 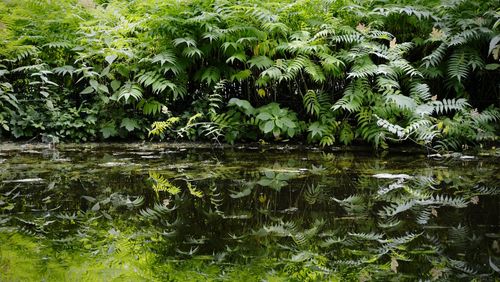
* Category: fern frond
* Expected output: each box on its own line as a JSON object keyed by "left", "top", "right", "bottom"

{"left": 318, "top": 53, "right": 344, "bottom": 76}
{"left": 304, "top": 59, "right": 326, "bottom": 82}
{"left": 447, "top": 50, "right": 470, "bottom": 82}
{"left": 331, "top": 33, "right": 364, "bottom": 44}
{"left": 182, "top": 46, "right": 204, "bottom": 59}
{"left": 303, "top": 90, "right": 321, "bottom": 117}
{"left": 381, "top": 232, "right": 422, "bottom": 248}
{"left": 151, "top": 50, "right": 177, "bottom": 67}
{"left": 173, "top": 37, "right": 197, "bottom": 48}
{"left": 376, "top": 116, "right": 406, "bottom": 139}
{"left": 10, "top": 45, "right": 40, "bottom": 62}
{"left": 149, "top": 117, "right": 180, "bottom": 136}
{"left": 434, "top": 137, "right": 463, "bottom": 151}
{"left": 226, "top": 52, "right": 247, "bottom": 64}
{"left": 52, "top": 65, "right": 75, "bottom": 77}
{"left": 357, "top": 109, "right": 388, "bottom": 149}
{"left": 378, "top": 200, "right": 415, "bottom": 218}
{"left": 432, "top": 98, "right": 470, "bottom": 115}
{"left": 448, "top": 28, "right": 481, "bottom": 46}
{"left": 200, "top": 67, "right": 220, "bottom": 85}
{"left": 348, "top": 232, "right": 384, "bottom": 242}
{"left": 417, "top": 194, "right": 467, "bottom": 208}
{"left": 405, "top": 119, "right": 436, "bottom": 142}
{"left": 140, "top": 202, "right": 177, "bottom": 220}
{"left": 376, "top": 76, "right": 399, "bottom": 93}
{"left": 248, "top": 56, "right": 274, "bottom": 70}
{"left": 138, "top": 99, "right": 163, "bottom": 116}
{"left": 319, "top": 236, "right": 346, "bottom": 247}
{"left": 260, "top": 66, "right": 284, "bottom": 81}
{"left": 347, "top": 57, "right": 378, "bottom": 79}
{"left": 187, "top": 182, "right": 203, "bottom": 198}
{"left": 136, "top": 71, "right": 178, "bottom": 95}
{"left": 42, "top": 41, "right": 72, "bottom": 49}
{"left": 409, "top": 82, "right": 432, "bottom": 102}
{"left": 261, "top": 22, "right": 290, "bottom": 37}
{"left": 448, "top": 224, "right": 470, "bottom": 248}
{"left": 149, "top": 172, "right": 181, "bottom": 195}
{"left": 385, "top": 94, "right": 417, "bottom": 110}
{"left": 390, "top": 59, "right": 422, "bottom": 77}
{"left": 421, "top": 43, "right": 447, "bottom": 68}
{"left": 332, "top": 79, "right": 369, "bottom": 112}
{"left": 472, "top": 107, "right": 500, "bottom": 124}
{"left": 116, "top": 81, "right": 143, "bottom": 103}
{"left": 304, "top": 183, "right": 323, "bottom": 205}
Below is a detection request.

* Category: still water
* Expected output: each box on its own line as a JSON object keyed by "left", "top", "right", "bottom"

{"left": 0, "top": 143, "right": 499, "bottom": 281}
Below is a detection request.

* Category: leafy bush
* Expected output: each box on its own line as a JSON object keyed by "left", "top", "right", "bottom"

{"left": 0, "top": 0, "right": 498, "bottom": 150}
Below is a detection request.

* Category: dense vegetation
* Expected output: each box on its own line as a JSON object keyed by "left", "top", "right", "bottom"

{"left": 0, "top": 0, "right": 499, "bottom": 150}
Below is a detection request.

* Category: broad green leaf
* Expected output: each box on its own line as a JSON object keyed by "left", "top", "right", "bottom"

{"left": 281, "top": 117, "right": 296, "bottom": 128}
{"left": 257, "top": 112, "right": 273, "bottom": 121}
{"left": 120, "top": 118, "right": 139, "bottom": 132}
{"left": 257, "top": 178, "right": 273, "bottom": 186}
{"left": 100, "top": 124, "right": 118, "bottom": 138}
{"left": 263, "top": 120, "right": 275, "bottom": 133}
{"left": 98, "top": 84, "right": 109, "bottom": 94}
{"left": 488, "top": 35, "right": 500, "bottom": 55}
{"left": 110, "top": 80, "right": 121, "bottom": 91}
{"left": 101, "top": 66, "right": 110, "bottom": 77}
{"left": 228, "top": 98, "right": 255, "bottom": 115}
{"left": 264, "top": 171, "right": 275, "bottom": 178}
{"left": 272, "top": 128, "right": 280, "bottom": 138}
{"left": 485, "top": 64, "right": 500, "bottom": 70}
{"left": 275, "top": 119, "right": 284, "bottom": 129}
{"left": 45, "top": 100, "right": 54, "bottom": 110}
{"left": 91, "top": 202, "right": 100, "bottom": 211}
{"left": 80, "top": 86, "right": 94, "bottom": 94}
{"left": 105, "top": 54, "right": 117, "bottom": 65}
{"left": 308, "top": 122, "right": 324, "bottom": 138}
{"left": 89, "top": 79, "right": 98, "bottom": 89}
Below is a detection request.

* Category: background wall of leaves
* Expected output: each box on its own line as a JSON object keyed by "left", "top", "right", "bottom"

{"left": 0, "top": 0, "right": 499, "bottom": 150}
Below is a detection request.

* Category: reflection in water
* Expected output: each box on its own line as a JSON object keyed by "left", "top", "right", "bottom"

{"left": 0, "top": 144, "right": 499, "bottom": 280}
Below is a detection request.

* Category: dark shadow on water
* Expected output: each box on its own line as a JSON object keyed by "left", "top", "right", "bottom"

{"left": 0, "top": 143, "right": 499, "bottom": 280}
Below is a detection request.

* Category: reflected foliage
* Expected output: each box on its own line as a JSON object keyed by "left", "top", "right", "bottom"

{"left": 0, "top": 144, "right": 499, "bottom": 280}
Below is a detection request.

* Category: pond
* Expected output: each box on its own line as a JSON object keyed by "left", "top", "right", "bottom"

{"left": 0, "top": 143, "right": 499, "bottom": 281}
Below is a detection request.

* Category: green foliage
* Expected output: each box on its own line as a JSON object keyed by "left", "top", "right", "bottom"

{"left": 0, "top": 0, "right": 497, "bottom": 149}
{"left": 1, "top": 144, "right": 499, "bottom": 280}
{"left": 256, "top": 103, "right": 301, "bottom": 139}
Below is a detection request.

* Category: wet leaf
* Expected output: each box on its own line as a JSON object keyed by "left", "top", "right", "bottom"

{"left": 82, "top": 196, "right": 96, "bottom": 202}
{"left": 489, "top": 257, "right": 500, "bottom": 273}
{"left": 91, "top": 202, "right": 100, "bottom": 211}
{"left": 229, "top": 187, "right": 252, "bottom": 198}
{"left": 372, "top": 173, "right": 411, "bottom": 179}
{"left": 2, "top": 178, "right": 44, "bottom": 183}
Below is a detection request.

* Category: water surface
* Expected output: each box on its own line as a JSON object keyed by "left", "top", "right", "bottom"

{"left": 0, "top": 143, "right": 499, "bottom": 281}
